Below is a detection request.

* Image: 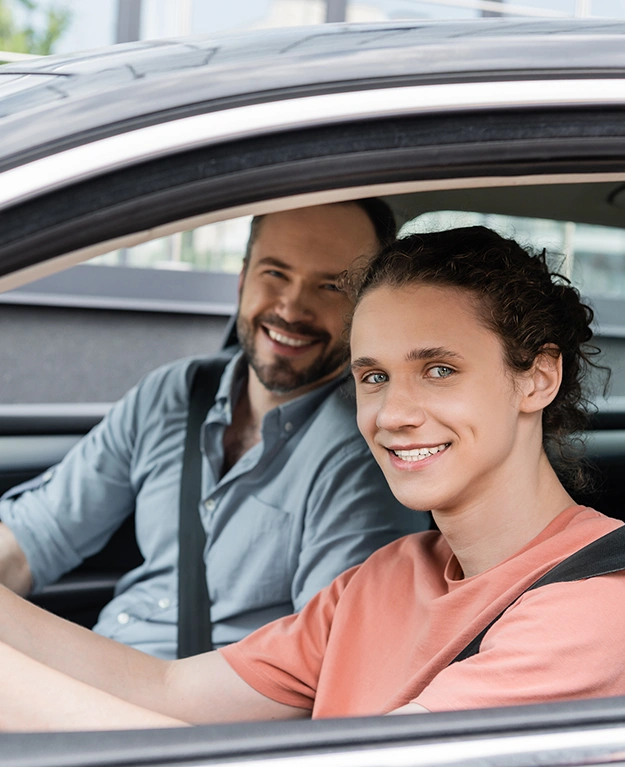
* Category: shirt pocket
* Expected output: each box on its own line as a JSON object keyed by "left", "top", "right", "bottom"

{"left": 208, "top": 494, "right": 295, "bottom": 610}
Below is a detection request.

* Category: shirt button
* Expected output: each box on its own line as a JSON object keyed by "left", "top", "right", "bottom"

{"left": 284, "top": 421, "right": 293, "bottom": 433}
{"left": 158, "top": 598, "right": 170, "bottom": 609}
{"left": 204, "top": 498, "right": 216, "bottom": 512}
{"left": 42, "top": 470, "right": 54, "bottom": 481}
{"left": 117, "top": 612, "right": 130, "bottom": 625}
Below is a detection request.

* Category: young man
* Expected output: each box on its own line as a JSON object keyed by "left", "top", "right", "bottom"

{"left": 0, "top": 201, "right": 423, "bottom": 659}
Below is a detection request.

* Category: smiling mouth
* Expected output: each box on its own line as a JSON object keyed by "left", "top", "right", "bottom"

{"left": 391, "top": 443, "right": 450, "bottom": 462}
{"left": 265, "top": 327, "right": 319, "bottom": 348}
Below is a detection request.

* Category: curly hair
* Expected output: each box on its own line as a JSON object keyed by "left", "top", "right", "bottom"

{"left": 346, "top": 226, "right": 608, "bottom": 491}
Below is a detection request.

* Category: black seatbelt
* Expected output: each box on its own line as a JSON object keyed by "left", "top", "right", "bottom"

{"left": 177, "top": 353, "right": 234, "bottom": 659}
{"left": 451, "top": 524, "right": 625, "bottom": 665}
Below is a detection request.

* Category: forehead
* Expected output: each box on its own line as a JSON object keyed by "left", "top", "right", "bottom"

{"left": 250, "top": 205, "right": 379, "bottom": 273}
{"left": 351, "top": 283, "right": 503, "bottom": 360}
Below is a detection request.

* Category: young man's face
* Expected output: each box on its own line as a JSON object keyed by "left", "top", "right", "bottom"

{"left": 351, "top": 283, "right": 526, "bottom": 515}
{"left": 237, "top": 203, "right": 379, "bottom": 395}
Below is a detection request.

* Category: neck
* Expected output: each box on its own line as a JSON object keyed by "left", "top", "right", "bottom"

{"left": 244, "top": 364, "right": 342, "bottom": 428}
{"left": 222, "top": 365, "right": 336, "bottom": 477}
{"left": 433, "top": 444, "right": 575, "bottom": 579}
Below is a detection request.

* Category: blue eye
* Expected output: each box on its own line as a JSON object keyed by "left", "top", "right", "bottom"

{"left": 429, "top": 366, "right": 454, "bottom": 378}
{"left": 363, "top": 372, "right": 388, "bottom": 385}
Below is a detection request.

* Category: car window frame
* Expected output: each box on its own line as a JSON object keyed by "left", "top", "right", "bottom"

{"left": 3, "top": 102, "right": 625, "bottom": 327}
{"left": 3, "top": 83, "right": 625, "bottom": 755}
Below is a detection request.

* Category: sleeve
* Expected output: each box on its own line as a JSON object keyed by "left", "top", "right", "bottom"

{"left": 291, "top": 439, "right": 427, "bottom": 612}
{"left": 221, "top": 566, "right": 357, "bottom": 710}
{"left": 0, "top": 365, "right": 176, "bottom": 592}
{"left": 415, "top": 574, "right": 625, "bottom": 712}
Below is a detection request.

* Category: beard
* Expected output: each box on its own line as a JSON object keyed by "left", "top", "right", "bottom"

{"left": 236, "top": 312, "right": 349, "bottom": 394}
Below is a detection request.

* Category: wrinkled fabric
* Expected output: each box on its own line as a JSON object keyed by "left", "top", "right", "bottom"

{"left": 2, "top": 351, "right": 424, "bottom": 658}
{"left": 222, "top": 506, "right": 625, "bottom": 716}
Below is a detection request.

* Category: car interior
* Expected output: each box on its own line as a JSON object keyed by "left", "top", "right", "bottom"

{"left": 1, "top": 178, "right": 623, "bottom": 630}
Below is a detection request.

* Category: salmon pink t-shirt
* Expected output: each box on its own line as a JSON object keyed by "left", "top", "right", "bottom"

{"left": 220, "top": 507, "right": 625, "bottom": 717}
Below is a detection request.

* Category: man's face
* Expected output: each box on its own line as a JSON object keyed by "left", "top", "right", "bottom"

{"left": 352, "top": 283, "right": 525, "bottom": 515}
{"left": 237, "top": 204, "right": 379, "bottom": 395}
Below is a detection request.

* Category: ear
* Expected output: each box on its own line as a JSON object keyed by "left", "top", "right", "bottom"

{"left": 519, "top": 344, "right": 562, "bottom": 414}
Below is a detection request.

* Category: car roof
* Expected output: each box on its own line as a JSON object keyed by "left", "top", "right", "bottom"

{"left": 2, "top": 19, "right": 625, "bottom": 165}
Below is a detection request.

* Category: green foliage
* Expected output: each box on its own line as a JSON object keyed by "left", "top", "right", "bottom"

{"left": 0, "top": 0, "right": 71, "bottom": 55}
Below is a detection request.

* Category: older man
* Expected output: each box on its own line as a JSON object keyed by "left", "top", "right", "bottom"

{"left": 0, "top": 200, "right": 424, "bottom": 659}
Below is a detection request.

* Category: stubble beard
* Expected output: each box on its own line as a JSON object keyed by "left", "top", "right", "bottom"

{"left": 237, "top": 313, "right": 349, "bottom": 394}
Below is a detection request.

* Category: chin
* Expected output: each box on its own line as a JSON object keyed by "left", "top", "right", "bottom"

{"left": 386, "top": 479, "right": 449, "bottom": 514}
{"left": 387, "top": 487, "right": 432, "bottom": 512}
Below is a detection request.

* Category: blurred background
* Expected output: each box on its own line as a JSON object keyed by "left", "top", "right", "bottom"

{"left": 1, "top": 0, "right": 624, "bottom": 57}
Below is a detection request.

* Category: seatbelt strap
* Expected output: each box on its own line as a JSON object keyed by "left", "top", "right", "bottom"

{"left": 177, "top": 353, "right": 234, "bottom": 659}
{"left": 451, "top": 524, "right": 625, "bottom": 665}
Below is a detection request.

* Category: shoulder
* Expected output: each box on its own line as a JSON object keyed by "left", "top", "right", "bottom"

{"left": 523, "top": 569, "right": 625, "bottom": 605}
{"left": 561, "top": 506, "right": 623, "bottom": 537}
{"left": 350, "top": 530, "right": 449, "bottom": 578}
{"left": 493, "top": 513, "right": 625, "bottom": 634}
{"left": 304, "top": 378, "right": 362, "bottom": 445}
{"left": 132, "top": 352, "right": 232, "bottom": 405}
{"left": 516, "top": 507, "right": 625, "bottom": 575}
{"left": 498, "top": 571, "right": 625, "bottom": 651}
{"left": 541, "top": 507, "right": 624, "bottom": 564}
{"left": 108, "top": 353, "right": 233, "bottom": 434}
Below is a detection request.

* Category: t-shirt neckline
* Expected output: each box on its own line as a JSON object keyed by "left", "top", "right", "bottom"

{"left": 443, "top": 504, "right": 588, "bottom": 585}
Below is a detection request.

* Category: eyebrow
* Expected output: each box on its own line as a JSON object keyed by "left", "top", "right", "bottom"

{"left": 351, "top": 356, "right": 378, "bottom": 371}
{"left": 351, "top": 347, "right": 463, "bottom": 372}
{"left": 255, "top": 257, "right": 343, "bottom": 281}
{"left": 256, "top": 257, "right": 293, "bottom": 271}
{"left": 406, "top": 347, "right": 464, "bottom": 363}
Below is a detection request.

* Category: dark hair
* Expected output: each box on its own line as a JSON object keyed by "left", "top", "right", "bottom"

{"left": 243, "top": 198, "right": 396, "bottom": 266}
{"left": 347, "top": 226, "right": 607, "bottom": 491}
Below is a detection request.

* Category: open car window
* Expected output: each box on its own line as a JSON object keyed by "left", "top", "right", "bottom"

{"left": 2, "top": 17, "right": 625, "bottom": 767}
{"left": 402, "top": 210, "right": 625, "bottom": 307}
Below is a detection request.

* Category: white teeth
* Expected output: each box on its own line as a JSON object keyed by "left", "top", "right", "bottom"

{"left": 267, "top": 329, "right": 314, "bottom": 348}
{"left": 393, "top": 444, "right": 449, "bottom": 462}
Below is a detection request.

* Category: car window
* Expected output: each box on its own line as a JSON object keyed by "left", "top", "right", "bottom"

{"left": 89, "top": 216, "right": 252, "bottom": 275}
{"left": 401, "top": 210, "right": 625, "bottom": 303}
{"left": 90, "top": 208, "right": 625, "bottom": 303}
{"left": 0, "top": 217, "right": 256, "bottom": 404}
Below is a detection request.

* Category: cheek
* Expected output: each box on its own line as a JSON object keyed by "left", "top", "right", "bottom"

{"left": 240, "top": 283, "right": 272, "bottom": 315}
{"left": 458, "top": 377, "right": 520, "bottom": 448}
{"left": 356, "top": 397, "right": 378, "bottom": 445}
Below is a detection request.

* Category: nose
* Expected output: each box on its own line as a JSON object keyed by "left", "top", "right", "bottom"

{"left": 275, "top": 281, "right": 315, "bottom": 323}
{"left": 375, "top": 382, "right": 427, "bottom": 433}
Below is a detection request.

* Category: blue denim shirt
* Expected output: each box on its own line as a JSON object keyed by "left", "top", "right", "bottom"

{"left": 1, "top": 352, "right": 426, "bottom": 658}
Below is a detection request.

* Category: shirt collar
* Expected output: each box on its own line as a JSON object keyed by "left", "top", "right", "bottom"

{"left": 212, "top": 349, "right": 351, "bottom": 434}
{"left": 214, "top": 350, "right": 247, "bottom": 415}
